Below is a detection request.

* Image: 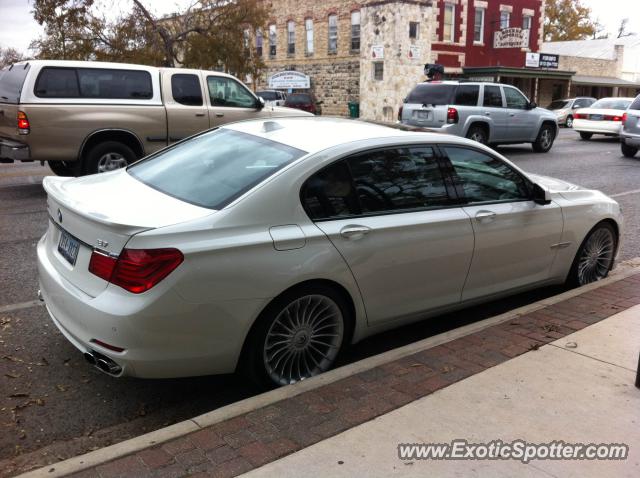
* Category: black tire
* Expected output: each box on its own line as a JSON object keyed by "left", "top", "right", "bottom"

{"left": 565, "top": 116, "right": 574, "bottom": 128}
{"left": 579, "top": 132, "right": 593, "bottom": 140}
{"left": 566, "top": 222, "right": 617, "bottom": 288}
{"left": 466, "top": 125, "right": 488, "bottom": 145}
{"left": 82, "top": 141, "right": 137, "bottom": 175}
{"left": 532, "top": 124, "right": 555, "bottom": 153}
{"left": 47, "top": 160, "right": 78, "bottom": 177}
{"left": 239, "top": 283, "right": 351, "bottom": 389}
{"left": 621, "top": 142, "right": 638, "bottom": 158}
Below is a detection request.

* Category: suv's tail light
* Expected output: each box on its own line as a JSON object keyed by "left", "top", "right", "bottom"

{"left": 447, "top": 107, "right": 458, "bottom": 124}
{"left": 17, "top": 111, "right": 30, "bottom": 134}
{"left": 89, "top": 248, "right": 184, "bottom": 294}
{"left": 398, "top": 105, "right": 403, "bottom": 121}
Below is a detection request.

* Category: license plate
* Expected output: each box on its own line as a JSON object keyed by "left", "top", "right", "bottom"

{"left": 58, "top": 230, "right": 80, "bottom": 266}
{"left": 413, "top": 110, "right": 431, "bottom": 120}
{"left": 590, "top": 114, "right": 603, "bottom": 121}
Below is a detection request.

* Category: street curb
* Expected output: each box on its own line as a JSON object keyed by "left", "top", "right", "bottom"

{"left": 17, "top": 259, "right": 640, "bottom": 478}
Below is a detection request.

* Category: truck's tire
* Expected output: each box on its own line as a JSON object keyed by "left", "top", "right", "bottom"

{"left": 466, "top": 125, "right": 488, "bottom": 145}
{"left": 621, "top": 143, "right": 638, "bottom": 158}
{"left": 83, "top": 141, "right": 136, "bottom": 175}
{"left": 532, "top": 124, "right": 555, "bottom": 153}
{"left": 47, "top": 160, "right": 78, "bottom": 177}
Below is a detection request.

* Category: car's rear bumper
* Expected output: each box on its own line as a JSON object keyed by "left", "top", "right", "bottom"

{"left": 572, "top": 120, "right": 621, "bottom": 135}
{"left": 0, "top": 137, "right": 30, "bottom": 161}
{"left": 37, "top": 233, "right": 266, "bottom": 378}
{"left": 620, "top": 131, "right": 640, "bottom": 148}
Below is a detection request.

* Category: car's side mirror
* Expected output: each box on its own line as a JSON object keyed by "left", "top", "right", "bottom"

{"left": 527, "top": 101, "right": 537, "bottom": 110}
{"left": 572, "top": 105, "right": 579, "bottom": 109}
{"left": 532, "top": 183, "right": 552, "bottom": 205}
{"left": 256, "top": 96, "right": 265, "bottom": 110}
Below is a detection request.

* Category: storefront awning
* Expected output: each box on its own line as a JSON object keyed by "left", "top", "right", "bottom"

{"left": 462, "top": 66, "right": 575, "bottom": 80}
{"left": 572, "top": 75, "right": 640, "bottom": 88}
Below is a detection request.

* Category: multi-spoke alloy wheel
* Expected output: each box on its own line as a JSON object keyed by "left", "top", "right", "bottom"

{"left": 263, "top": 295, "right": 344, "bottom": 386}
{"left": 576, "top": 226, "right": 615, "bottom": 286}
{"left": 97, "top": 152, "right": 129, "bottom": 173}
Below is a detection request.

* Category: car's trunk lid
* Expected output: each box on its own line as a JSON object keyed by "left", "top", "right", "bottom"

{"left": 43, "top": 170, "right": 214, "bottom": 296}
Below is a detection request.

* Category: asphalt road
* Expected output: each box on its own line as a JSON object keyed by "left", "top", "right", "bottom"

{"left": 1, "top": 128, "right": 639, "bottom": 475}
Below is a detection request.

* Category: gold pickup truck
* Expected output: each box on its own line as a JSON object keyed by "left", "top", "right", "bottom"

{"left": 0, "top": 60, "right": 310, "bottom": 176}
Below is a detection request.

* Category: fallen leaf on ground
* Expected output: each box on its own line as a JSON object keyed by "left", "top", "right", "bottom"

{"left": 565, "top": 341, "right": 578, "bottom": 349}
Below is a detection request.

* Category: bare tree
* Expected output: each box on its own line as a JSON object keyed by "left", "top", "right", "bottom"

{"left": 0, "top": 47, "right": 27, "bottom": 69}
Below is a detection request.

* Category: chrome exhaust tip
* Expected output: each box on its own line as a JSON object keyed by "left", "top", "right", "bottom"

{"left": 83, "top": 352, "right": 96, "bottom": 365}
{"left": 37, "top": 289, "right": 44, "bottom": 302}
{"left": 84, "top": 350, "right": 122, "bottom": 376}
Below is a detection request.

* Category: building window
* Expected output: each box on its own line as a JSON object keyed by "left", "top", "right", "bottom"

{"left": 373, "top": 62, "right": 383, "bottom": 81}
{"left": 305, "top": 18, "right": 314, "bottom": 54}
{"left": 256, "top": 29, "right": 263, "bottom": 57}
{"left": 473, "top": 8, "right": 484, "bottom": 43}
{"left": 243, "top": 29, "right": 250, "bottom": 50}
{"left": 409, "top": 21, "right": 419, "bottom": 39}
{"left": 443, "top": 4, "right": 455, "bottom": 42}
{"left": 500, "top": 11, "right": 510, "bottom": 29}
{"left": 328, "top": 14, "right": 338, "bottom": 53}
{"left": 287, "top": 20, "right": 295, "bottom": 55}
{"left": 269, "top": 24, "right": 276, "bottom": 57}
{"left": 351, "top": 11, "right": 361, "bottom": 52}
{"left": 522, "top": 15, "right": 532, "bottom": 31}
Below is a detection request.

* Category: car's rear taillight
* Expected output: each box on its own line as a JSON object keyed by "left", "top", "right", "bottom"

{"left": 89, "top": 248, "right": 183, "bottom": 294}
{"left": 398, "top": 105, "right": 403, "bottom": 121}
{"left": 574, "top": 113, "right": 583, "bottom": 119}
{"left": 17, "top": 111, "right": 30, "bottom": 134}
{"left": 622, "top": 113, "right": 628, "bottom": 125}
{"left": 604, "top": 114, "right": 623, "bottom": 122}
{"left": 447, "top": 107, "right": 458, "bottom": 124}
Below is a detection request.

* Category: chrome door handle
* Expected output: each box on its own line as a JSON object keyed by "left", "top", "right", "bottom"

{"left": 215, "top": 113, "right": 224, "bottom": 117}
{"left": 475, "top": 210, "right": 496, "bottom": 222}
{"left": 340, "top": 225, "right": 371, "bottom": 239}
{"left": 195, "top": 113, "right": 205, "bottom": 117}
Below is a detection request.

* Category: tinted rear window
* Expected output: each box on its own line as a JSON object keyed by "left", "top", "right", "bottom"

{"left": 35, "top": 67, "right": 152, "bottom": 99}
{"left": 405, "top": 84, "right": 456, "bottom": 105}
{"left": 0, "top": 63, "right": 30, "bottom": 104}
{"left": 128, "top": 129, "right": 306, "bottom": 209}
{"left": 590, "top": 98, "right": 632, "bottom": 110}
{"left": 257, "top": 91, "right": 277, "bottom": 100}
{"left": 286, "top": 94, "right": 311, "bottom": 105}
{"left": 171, "top": 74, "right": 203, "bottom": 106}
{"left": 454, "top": 85, "right": 480, "bottom": 106}
{"left": 629, "top": 96, "right": 640, "bottom": 111}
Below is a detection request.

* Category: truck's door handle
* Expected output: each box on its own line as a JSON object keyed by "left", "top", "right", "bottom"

{"left": 215, "top": 113, "right": 224, "bottom": 118}
{"left": 340, "top": 225, "right": 371, "bottom": 239}
{"left": 195, "top": 113, "right": 205, "bottom": 117}
{"left": 475, "top": 210, "right": 496, "bottom": 222}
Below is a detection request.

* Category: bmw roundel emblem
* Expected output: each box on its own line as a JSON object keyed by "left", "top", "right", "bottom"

{"left": 57, "top": 209, "right": 62, "bottom": 223}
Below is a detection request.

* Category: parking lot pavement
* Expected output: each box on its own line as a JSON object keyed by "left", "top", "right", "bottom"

{"left": 1, "top": 128, "right": 640, "bottom": 475}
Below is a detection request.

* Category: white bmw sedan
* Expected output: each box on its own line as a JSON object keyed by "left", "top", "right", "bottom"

{"left": 37, "top": 117, "right": 622, "bottom": 386}
{"left": 572, "top": 97, "right": 634, "bottom": 140}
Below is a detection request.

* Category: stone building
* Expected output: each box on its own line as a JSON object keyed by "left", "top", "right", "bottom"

{"left": 253, "top": 0, "right": 558, "bottom": 119}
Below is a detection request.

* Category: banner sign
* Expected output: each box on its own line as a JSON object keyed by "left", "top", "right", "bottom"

{"left": 268, "top": 71, "right": 310, "bottom": 89}
{"left": 494, "top": 28, "right": 530, "bottom": 48}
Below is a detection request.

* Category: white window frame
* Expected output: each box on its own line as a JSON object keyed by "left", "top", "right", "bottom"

{"left": 500, "top": 11, "right": 510, "bottom": 29}
{"left": 255, "top": 29, "right": 263, "bottom": 57}
{"left": 328, "top": 14, "right": 338, "bottom": 53}
{"left": 443, "top": 4, "right": 455, "bottom": 42}
{"left": 409, "top": 21, "right": 419, "bottom": 40}
{"left": 373, "top": 61, "right": 384, "bottom": 81}
{"left": 351, "top": 11, "right": 361, "bottom": 52}
{"left": 305, "top": 18, "right": 314, "bottom": 54}
{"left": 287, "top": 20, "right": 295, "bottom": 55}
{"left": 473, "top": 8, "right": 485, "bottom": 44}
{"left": 269, "top": 24, "right": 277, "bottom": 57}
{"left": 522, "top": 15, "right": 532, "bottom": 31}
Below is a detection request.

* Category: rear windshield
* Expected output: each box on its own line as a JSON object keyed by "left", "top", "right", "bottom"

{"left": 35, "top": 67, "right": 153, "bottom": 99}
{"left": 128, "top": 129, "right": 307, "bottom": 209}
{"left": 0, "top": 63, "right": 30, "bottom": 104}
{"left": 629, "top": 96, "right": 640, "bottom": 110}
{"left": 257, "top": 91, "right": 277, "bottom": 100}
{"left": 405, "top": 84, "right": 456, "bottom": 105}
{"left": 590, "top": 98, "right": 632, "bottom": 110}
{"left": 547, "top": 100, "right": 569, "bottom": 110}
{"left": 286, "top": 94, "right": 311, "bottom": 105}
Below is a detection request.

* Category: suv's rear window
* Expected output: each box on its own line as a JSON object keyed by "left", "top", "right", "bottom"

{"left": 629, "top": 96, "right": 640, "bottom": 111}
{"left": 0, "top": 63, "right": 30, "bottom": 104}
{"left": 258, "top": 91, "right": 278, "bottom": 101}
{"left": 286, "top": 94, "right": 311, "bottom": 105}
{"left": 128, "top": 129, "right": 306, "bottom": 209}
{"left": 547, "top": 100, "right": 570, "bottom": 110}
{"left": 405, "top": 84, "right": 456, "bottom": 105}
{"left": 35, "top": 67, "right": 153, "bottom": 99}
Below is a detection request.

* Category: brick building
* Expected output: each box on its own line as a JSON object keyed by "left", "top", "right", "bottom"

{"left": 252, "top": 0, "right": 569, "bottom": 119}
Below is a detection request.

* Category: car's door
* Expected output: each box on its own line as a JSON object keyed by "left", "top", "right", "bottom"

{"left": 504, "top": 86, "right": 538, "bottom": 141}
{"left": 163, "top": 71, "right": 209, "bottom": 143}
{"left": 302, "top": 145, "right": 475, "bottom": 325}
{"left": 441, "top": 146, "right": 564, "bottom": 301}
{"left": 206, "top": 75, "right": 266, "bottom": 127}
{"left": 481, "top": 85, "right": 509, "bottom": 142}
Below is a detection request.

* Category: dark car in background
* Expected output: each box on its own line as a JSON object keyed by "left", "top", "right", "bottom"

{"left": 620, "top": 94, "right": 640, "bottom": 158}
{"left": 284, "top": 93, "right": 323, "bottom": 115}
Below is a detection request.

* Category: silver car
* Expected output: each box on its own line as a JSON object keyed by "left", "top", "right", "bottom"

{"left": 620, "top": 94, "right": 640, "bottom": 157}
{"left": 38, "top": 117, "right": 621, "bottom": 387}
{"left": 546, "top": 97, "right": 596, "bottom": 128}
{"left": 399, "top": 81, "right": 558, "bottom": 152}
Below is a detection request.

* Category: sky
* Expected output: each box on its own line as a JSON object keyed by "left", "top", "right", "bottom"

{"left": 1, "top": 0, "right": 640, "bottom": 54}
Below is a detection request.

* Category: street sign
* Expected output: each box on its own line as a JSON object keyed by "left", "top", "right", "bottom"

{"left": 268, "top": 71, "right": 310, "bottom": 89}
{"left": 539, "top": 53, "right": 559, "bottom": 69}
{"left": 525, "top": 52, "right": 540, "bottom": 68}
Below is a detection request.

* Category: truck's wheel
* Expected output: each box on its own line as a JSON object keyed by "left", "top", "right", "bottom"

{"left": 532, "top": 124, "right": 555, "bottom": 153}
{"left": 466, "top": 125, "right": 488, "bottom": 144}
{"left": 621, "top": 143, "right": 638, "bottom": 158}
{"left": 83, "top": 141, "right": 136, "bottom": 175}
{"left": 47, "top": 160, "right": 78, "bottom": 177}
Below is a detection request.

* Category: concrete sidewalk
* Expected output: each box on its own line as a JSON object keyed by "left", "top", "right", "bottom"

{"left": 244, "top": 305, "right": 640, "bottom": 478}
{"left": 16, "top": 270, "right": 640, "bottom": 478}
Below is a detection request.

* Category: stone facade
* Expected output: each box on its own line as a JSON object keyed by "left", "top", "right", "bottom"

{"left": 558, "top": 45, "right": 624, "bottom": 79}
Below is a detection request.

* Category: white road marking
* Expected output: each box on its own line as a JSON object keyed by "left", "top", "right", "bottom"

{"left": 0, "top": 300, "right": 43, "bottom": 314}
{"left": 611, "top": 188, "right": 640, "bottom": 198}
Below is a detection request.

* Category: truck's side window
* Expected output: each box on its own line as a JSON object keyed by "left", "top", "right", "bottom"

{"left": 171, "top": 74, "right": 203, "bottom": 106}
{"left": 207, "top": 76, "right": 256, "bottom": 108}
{"left": 34, "top": 68, "right": 80, "bottom": 98}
